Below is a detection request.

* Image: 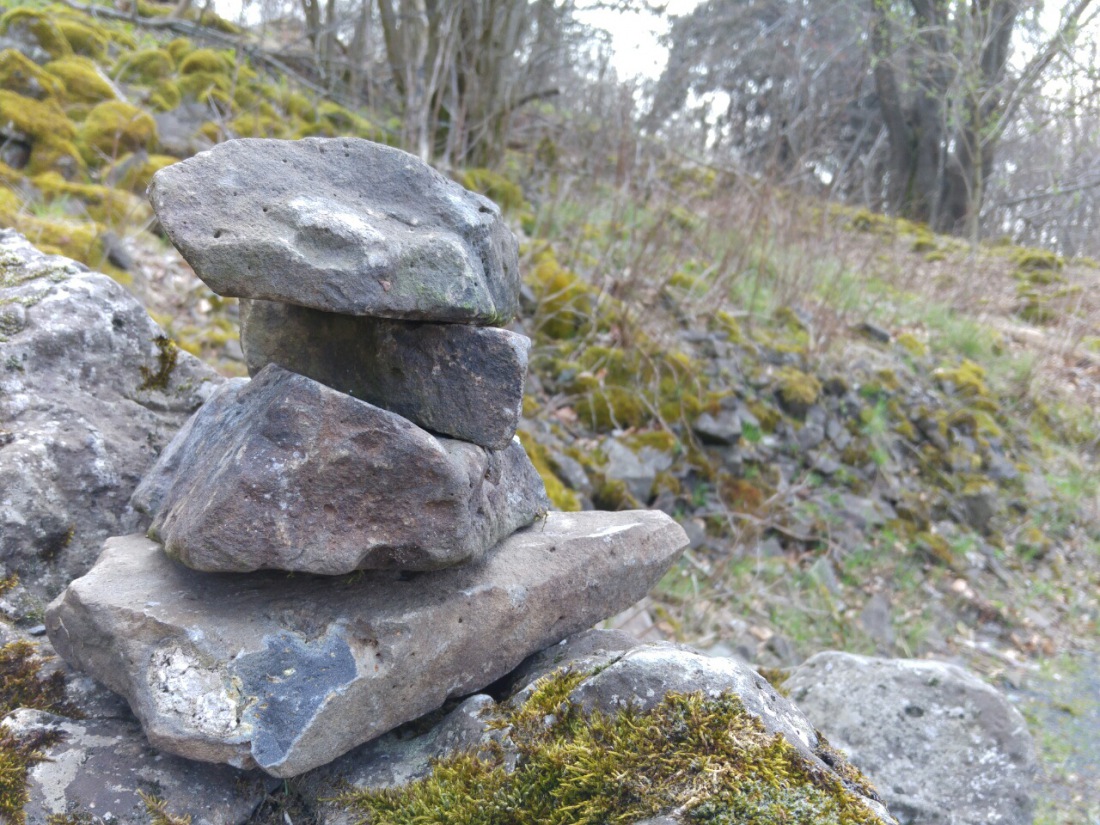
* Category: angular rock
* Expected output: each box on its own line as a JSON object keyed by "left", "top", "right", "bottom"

{"left": 132, "top": 364, "right": 548, "bottom": 573}
{"left": 691, "top": 410, "right": 742, "bottom": 445}
{"left": 149, "top": 138, "right": 520, "bottom": 324}
{"left": 1, "top": 709, "right": 275, "bottom": 825}
{"left": 240, "top": 299, "right": 528, "bottom": 449}
{"left": 785, "top": 651, "right": 1037, "bottom": 825}
{"left": 0, "top": 230, "right": 224, "bottom": 598}
{"left": 300, "top": 630, "right": 894, "bottom": 825}
{"left": 45, "top": 510, "right": 688, "bottom": 776}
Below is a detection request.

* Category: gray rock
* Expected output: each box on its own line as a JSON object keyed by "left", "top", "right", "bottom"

{"left": 785, "top": 651, "right": 1037, "bottom": 825}
{"left": 149, "top": 138, "right": 520, "bottom": 324}
{"left": 691, "top": 410, "right": 741, "bottom": 445}
{"left": 45, "top": 510, "right": 688, "bottom": 777}
{"left": 603, "top": 438, "right": 674, "bottom": 502}
{"left": 132, "top": 364, "right": 547, "bottom": 573}
{"left": 0, "top": 230, "right": 224, "bottom": 598}
{"left": 300, "top": 630, "right": 893, "bottom": 824}
{"left": 240, "top": 299, "right": 528, "bottom": 449}
{"left": 1, "top": 709, "right": 275, "bottom": 825}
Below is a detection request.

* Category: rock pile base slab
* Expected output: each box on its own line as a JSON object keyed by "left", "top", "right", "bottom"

{"left": 45, "top": 511, "right": 688, "bottom": 777}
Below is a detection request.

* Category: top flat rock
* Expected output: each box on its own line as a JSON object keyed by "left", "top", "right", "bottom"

{"left": 148, "top": 138, "right": 520, "bottom": 324}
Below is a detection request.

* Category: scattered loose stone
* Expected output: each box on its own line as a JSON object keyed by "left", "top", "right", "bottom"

{"left": 785, "top": 651, "right": 1037, "bottom": 825}
{"left": 45, "top": 510, "right": 688, "bottom": 777}
{"left": 149, "top": 138, "right": 520, "bottom": 324}
{"left": 239, "top": 299, "right": 529, "bottom": 449}
{"left": 0, "top": 230, "right": 223, "bottom": 597}
{"left": 1, "top": 709, "right": 275, "bottom": 825}
{"left": 132, "top": 364, "right": 548, "bottom": 573}
{"left": 691, "top": 410, "right": 742, "bottom": 445}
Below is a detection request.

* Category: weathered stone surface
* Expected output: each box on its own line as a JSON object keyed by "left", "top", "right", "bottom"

{"left": 0, "top": 230, "right": 224, "bottom": 598}
{"left": 785, "top": 651, "right": 1038, "bottom": 825}
{"left": 132, "top": 364, "right": 548, "bottom": 573}
{"left": 301, "top": 630, "right": 893, "bottom": 825}
{"left": 45, "top": 510, "right": 688, "bottom": 777}
{"left": 1, "top": 709, "right": 275, "bottom": 825}
{"left": 240, "top": 299, "right": 528, "bottom": 449}
{"left": 149, "top": 138, "right": 520, "bottom": 324}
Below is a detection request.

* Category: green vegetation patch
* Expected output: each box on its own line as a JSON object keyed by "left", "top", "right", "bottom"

{"left": 336, "top": 668, "right": 882, "bottom": 825}
{"left": 45, "top": 56, "right": 116, "bottom": 104}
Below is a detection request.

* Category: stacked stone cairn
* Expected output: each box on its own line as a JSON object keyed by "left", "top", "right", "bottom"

{"left": 45, "top": 138, "right": 689, "bottom": 778}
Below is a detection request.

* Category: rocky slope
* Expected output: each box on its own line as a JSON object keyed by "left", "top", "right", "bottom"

{"left": 0, "top": 2, "right": 1096, "bottom": 822}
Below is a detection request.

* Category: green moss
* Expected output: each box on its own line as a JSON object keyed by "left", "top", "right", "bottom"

{"left": 139, "top": 791, "right": 193, "bottom": 825}
{"left": 774, "top": 367, "right": 821, "bottom": 417}
{"left": 148, "top": 80, "right": 182, "bottom": 112}
{"left": 528, "top": 249, "right": 594, "bottom": 340}
{"left": 44, "top": 56, "right": 115, "bottom": 104}
{"left": 114, "top": 48, "right": 175, "bottom": 83}
{"left": 461, "top": 168, "right": 526, "bottom": 214}
{"left": 517, "top": 432, "right": 581, "bottom": 512}
{"left": 79, "top": 100, "right": 157, "bottom": 162}
{"left": 0, "top": 49, "right": 65, "bottom": 100}
{"left": 178, "top": 47, "right": 230, "bottom": 75}
{"left": 139, "top": 335, "right": 179, "bottom": 391}
{"left": 575, "top": 387, "right": 649, "bottom": 432}
{"left": 896, "top": 332, "right": 927, "bottom": 359}
{"left": 106, "top": 152, "right": 176, "bottom": 193}
{"left": 1012, "top": 248, "right": 1063, "bottom": 272}
{"left": 0, "top": 90, "right": 76, "bottom": 144}
{"left": 54, "top": 18, "right": 107, "bottom": 59}
{"left": 0, "top": 9, "right": 72, "bottom": 59}
{"left": 166, "top": 37, "right": 193, "bottom": 62}
{"left": 337, "top": 668, "right": 881, "bottom": 825}
{"left": 932, "top": 359, "right": 989, "bottom": 400}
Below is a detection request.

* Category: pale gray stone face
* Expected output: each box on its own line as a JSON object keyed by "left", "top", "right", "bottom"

{"left": 0, "top": 709, "right": 275, "bottom": 825}
{"left": 131, "top": 364, "right": 549, "bottom": 574}
{"left": 239, "top": 299, "right": 529, "bottom": 449}
{"left": 148, "top": 138, "right": 520, "bottom": 324}
{"left": 785, "top": 651, "right": 1038, "bottom": 825}
{"left": 45, "top": 511, "right": 689, "bottom": 777}
{"left": 0, "top": 230, "right": 224, "bottom": 598}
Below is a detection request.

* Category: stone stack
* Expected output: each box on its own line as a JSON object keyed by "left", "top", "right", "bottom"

{"left": 45, "top": 138, "right": 689, "bottom": 778}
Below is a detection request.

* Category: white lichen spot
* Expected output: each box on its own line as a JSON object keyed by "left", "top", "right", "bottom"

{"left": 149, "top": 647, "right": 242, "bottom": 737}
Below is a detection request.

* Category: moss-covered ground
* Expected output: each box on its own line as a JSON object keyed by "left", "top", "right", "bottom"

{"left": 0, "top": 1, "right": 1097, "bottom": 821}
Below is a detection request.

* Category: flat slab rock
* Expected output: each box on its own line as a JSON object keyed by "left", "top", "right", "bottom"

{"left": 240, "top": 299, "right": 528, "bottom": 449}
{"left": 1, "top": 708, "right": 275, "bottom": 825}
{"left": 131, "top": 364, "right": 547, "bottom": 573}
{"left": 149, "top": 137, "right": 520, "bottom": 324}
{"left": 785, "top": 651, "right": 1038, "bottom": 825}
{"left": 0, "top": 229, "right": 223, "bottom": 598}
{"left": 45, "top": 510, "right": 688, "bottom": 777}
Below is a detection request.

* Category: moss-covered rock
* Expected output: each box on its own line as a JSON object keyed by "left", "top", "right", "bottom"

{"left": 114, "top": 47, "right": 175, "bottom": 83}
{"left": 79, "top": 100, "right": 157, "bottom": 163}
{"left": 0, "top": 49, "right": 64, "bottom": 100}
{"left": 177, "top": 47, "right": 230, "bottom": 75}
{"left": 53, "top": 17, "right": 108, "bottom": 59}
{"left": 0, "top": 8, "right": 72, "bottom": 60}
{"left": 774, "top": 366, "right": 821, "bottom": 418}
{"left": 44, "top": 56, "right": 116, "bottom": 104}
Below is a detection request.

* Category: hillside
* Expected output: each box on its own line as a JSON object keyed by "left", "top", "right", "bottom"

{"left": 0, "top": 2, "right": 1097, "bottom": 823}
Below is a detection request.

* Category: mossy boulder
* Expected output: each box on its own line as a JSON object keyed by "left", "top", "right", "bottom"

{"left": 177, "top": 47, "right": 231, "bottom": 75}
{"left": 774, "top": 366, "right": 821, "bottom": 418}
{"left": 53, "top": 17, "right": 108, "bottom": 59}
{"left": 79, "top": 100, "right": 157, "bottom": 163}
{"left": 0, "top": 8, "right": 72, "bottom": 60}
{"left": 44, "top": 56, "right": 116, "bottom": 104}
{"left": 114, "top": 47, "right": 175, "bottom": 83}
{"left": 0, "top": 49, "right": 64, "bottom": 100}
